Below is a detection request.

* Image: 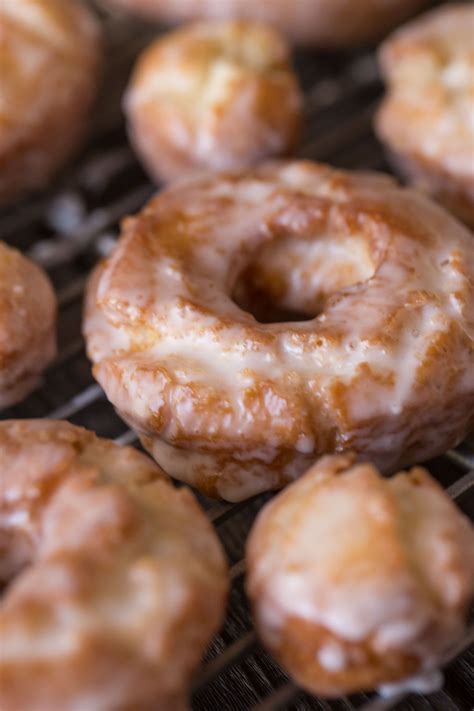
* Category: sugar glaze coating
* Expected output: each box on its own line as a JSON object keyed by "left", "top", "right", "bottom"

{"left": 0, "top": 0, "right": 101, "bottom": 204}
{"left": 84, "top": 161, "right": 474, "bottom": 501}
{"left": 0, "top": 242, "right": 56, "bottom": 409}
{"left": 376, "top": 4, "right": 474, "bottom": 226}
{"left": 246, "top": 454, "right": 474, "bottom": 696}
{"left": 0, "top": 419, "right": 228, "bottom": 710}
{"left": 125, "top": 20, "right": 302, "bottom": 183}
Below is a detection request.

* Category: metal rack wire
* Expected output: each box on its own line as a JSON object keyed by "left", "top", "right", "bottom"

{"left": 1, "top": 6, "right": 473, "bottom": 710}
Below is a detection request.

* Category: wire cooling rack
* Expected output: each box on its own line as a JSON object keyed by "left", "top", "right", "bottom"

{"left": 1, "top": 4, "right": 473, "bottom": 710}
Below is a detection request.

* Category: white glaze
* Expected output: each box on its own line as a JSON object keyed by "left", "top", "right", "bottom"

{"left": 378, "top": 669, "right": 443, "bottom": 697}
{"left": 247, "top": 455, "right": 474, "bottom": 695}
{"left": 84, "top": 162, "right": 474, "bottom": 500}
{"left": 377, "top": 4, "right": 474, "bottom": 194}
{"left": 0, "top": 419, "right": 228, "bottom": 709}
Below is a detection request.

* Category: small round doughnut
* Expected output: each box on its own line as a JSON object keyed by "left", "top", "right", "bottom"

{"left": 84, "top": 161, "right": 474, "bottom": 502}
{"left": 0, "top": 241, "right": 56, "bottom": 409}
{"left": 246, "top": 453, "right": 474, "bottom": 697}
{"left": 125, "top": 20, "right": 303, "bottom": 184}
{"left": 375, "top": 4, "right": 474, "bottom": 226}
{"left": 0, "top": 0, "right": 101, "bottom": 205}
{"left": 105, "top": 0, "right": 430, "bottom": 48}
{"left": 0, "top": 419, "right": 228, "bottom": 711}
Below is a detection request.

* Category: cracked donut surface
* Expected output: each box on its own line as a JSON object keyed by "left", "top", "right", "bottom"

{"left": 125, "top": 20, "right": 302, "bottom": 183}
{"left": 0, "top": 0, "right": 101, "bottom": 204}
{"left": 0, "top": 419, "right": 228, "bottom": 711}
{"left": 105, "top": 0, "right": 430, "bottom": 48}
{"left": 0, "top": 242, "right": 56, "bottom": 409}
{"left": 246, "top": 453, "right": 474, "bottom": 696}
{"left": 375, "top": 3, "right": 474, "bottom": 226}
{"left": 84, "top": 161, "right": 474, "bottom": 502}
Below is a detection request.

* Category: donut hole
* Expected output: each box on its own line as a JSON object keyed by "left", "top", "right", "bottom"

{"left": 232, "top": 232, "right": 376, "bottom": 323}
{"left": 206, "top": 24, "right": 287, "bottom": 73}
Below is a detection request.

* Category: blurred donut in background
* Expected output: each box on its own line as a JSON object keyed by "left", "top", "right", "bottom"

{"left": 0, "top": 242, "right": 56, "bottom": 408}
{"left": 375, "top": 3, "right": 474, "bottom": 227}
{"left": 0, "top": 0, "right": 102, "bottom": 206}
{"left": 125, "top": 20, "right": 303, "bottom": 184}
{"left": 103, "top": 0, "right": 431, "bottom": 48}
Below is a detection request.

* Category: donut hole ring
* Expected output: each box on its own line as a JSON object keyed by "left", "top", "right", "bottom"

{"left": 84, "top": 161, "right": 474, "bottom": 502}
{"left": 125, "top": 20, "right": 303, "bottom": 184}
{"left": 0, "top": 419, "right": 228, "bottom": 710}
{"left": 246, "top": 454, "right": 474, "bottom": 697}
{"left": 232, "top": 229, "right": 377, "bottom": 323}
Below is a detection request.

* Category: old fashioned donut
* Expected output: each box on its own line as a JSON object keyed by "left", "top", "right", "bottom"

{"left": 0, "top": 0, "right": 101, "bottom": 205}
{"left": 125, "top": 20, "right": 303, "bottom": 184}
{"left": 0, "top": 419, "right": 228, "bottom": 711}
{"left": 0, "top": 242, "right": 56, "bottom": 409}
{"left": 84, "top": 161, "right": 474, "bottom": 502}
{"left": 246, "top": 453, "right": 474, "bottom": 697}
{"left": 375, "top": 4, "right": 474, "bottom": 226}
{"left": 104, "top": 0, "right": 430, "bottom": 48}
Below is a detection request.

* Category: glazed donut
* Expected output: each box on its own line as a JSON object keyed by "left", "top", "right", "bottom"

{"left": 375, "top": 4, "right": 474, "bottom": 227}
{"left": 104, "top": 0, "right": 431, "bottom": 48}
{"left": 0, "top": 0, "right": 101, "bottom": 205}
{"left": 84, "top": 161, "right": 474, "bottom": 502}
{"left": 0, "top": 242, "right": 56, "bottom": 409}
{"left": 246, "top": 453, "right": 474, "bottom": 697}
{"left": 125, "top": 20, "right": 303, "bottom": 184}
{"left": 0, "top": 419, "right": 228, "bottom": 711}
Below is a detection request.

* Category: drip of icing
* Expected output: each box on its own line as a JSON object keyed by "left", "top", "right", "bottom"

{"left": 378, "top": 669, "right": 443, "bottom": 698}
{"left": 317, "top": 641, "right": 348, "bottom": 672}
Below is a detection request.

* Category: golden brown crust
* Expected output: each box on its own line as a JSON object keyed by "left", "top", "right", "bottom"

{"left": 0, "top": 241, "right": 56, "bottom": 408}
{"left": 0, "top": 419, "right": 228, "bottom": 711}
{"left": 105, "top": 0, "right": 430, "bottom": 48}
{"left": 83, "top": 160, "right": 474, "bottom": 502}
{"left": 246, "top": 454, "right": 474, "bottom": 696}
{"left": 125, "top": 20, "right": 303, "bottom": 184}
{"left": 375, "top": 4, "right": 474, "bottom": 226}
{"left": 0, "top": 0, "right": 102, "bottom": 205}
